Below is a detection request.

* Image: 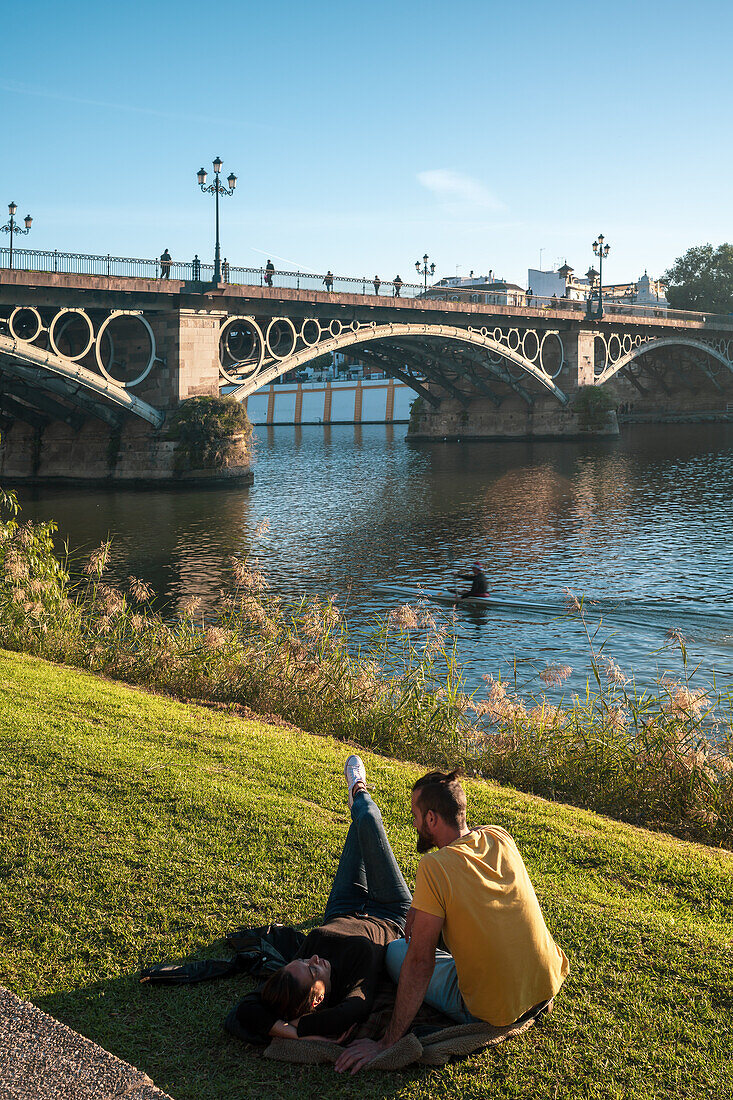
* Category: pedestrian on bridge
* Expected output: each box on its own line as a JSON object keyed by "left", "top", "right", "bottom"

{"left": 222, "top": 258, "right": 230, "bottom": 283}
{"left": 393, "top": 275, "right": 403, "bottom": 298}
{"left": 160, "top": 249, "right": 172, "bottom": 279}
{"left": 373, "top": 275, "right": 381, "bottom": 295}
{"left": 192, "top": 254, "right": 201, "bottom": 281}
{"left": 265, "top": 260, "right": 275, "bottom": 288}
{"left": 323, "top": 270, "right": 334, "bottom": 292}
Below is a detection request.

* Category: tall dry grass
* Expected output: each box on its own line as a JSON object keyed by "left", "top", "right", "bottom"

{"left": 0, "top": 490, "right": 731, "bottom": 848}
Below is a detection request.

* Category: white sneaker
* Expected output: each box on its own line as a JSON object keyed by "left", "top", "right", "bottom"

{"left": 344, "top": 754, "right": 367, "bottom": 808}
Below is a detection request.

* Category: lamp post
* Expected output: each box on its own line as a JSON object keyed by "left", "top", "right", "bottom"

{"left": 591, "top": 234, "right": 610, "bottom": 318}
{"left": 197, "top": 157, "right": 237, "bottom": 285}
{"left": 415, "top": 253, "right": 436, "bottom": 294}
{"left": 1, "top": 202, "right": 33, "bottom": 270}
{"left": 585, "top": 266, "right": 599, "bottom": 317}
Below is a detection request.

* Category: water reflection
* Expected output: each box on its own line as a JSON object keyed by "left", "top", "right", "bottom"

{"left": 16, "top": 422, "right": 733, "bottom": 696}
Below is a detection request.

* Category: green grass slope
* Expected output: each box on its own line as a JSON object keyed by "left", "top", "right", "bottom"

{"left": 0, "top": 649, "right": 731, "bottom": 1100}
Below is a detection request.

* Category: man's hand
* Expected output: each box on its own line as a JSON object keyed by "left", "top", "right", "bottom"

{"left": 335, "top": 910, "right": 444, "bottom": 1075}
{"left": 334, "top": 1038, "right": 386, "bottom": 1074}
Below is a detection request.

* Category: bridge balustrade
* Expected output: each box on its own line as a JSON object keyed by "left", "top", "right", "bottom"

{"left": 1, "top": 246, "right": 729, "bottom": 325}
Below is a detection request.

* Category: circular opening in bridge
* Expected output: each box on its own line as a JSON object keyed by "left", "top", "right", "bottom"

{"left": 507, "top": 328, "right": 520, "bottom": 352}
{"left": 9, "top": 306, "right": 43, "bottom": 343}
{"left": 522, "top": 330, "right": 539, "bottom": 362}
{"left": 607, "top": 334, "right": 622, "bottom": 363}
{"left": 329, "top": 320, "right": 342, "bottom": 338}
{"left": 300, "top": 319, "right": 320, "bottom": 347}
{"left": 539, "top": 332, "right": 563, "bottom": 378}
{"left": 593, "top": 335, "right": 607, "bottom": 376}
{"left": 219, "top": 316, "right": 264, "bottom": 384}
{"left": 492, "top": 327, "right": 503, "bottom": 342}
{"left": 95, "top": 312, "right": 156, "bottom": 387}
{"left": 266, "top": 317, "right": 297, "bottom": 360}
{"left": 622, "top": 334, "right": 632, "bottom": 354}
{"left": 49, "top": 309, "right": 94, "bottom": 361}
{"left": 224, "top": 320, "right": 258, "bottom": 362}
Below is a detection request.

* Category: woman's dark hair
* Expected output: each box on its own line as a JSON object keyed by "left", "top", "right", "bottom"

{"left": 412, "top": 770, "right": 467, "bottom": 828}
{"left": 261, "top": 966, "right": 313, "bottom": 1021}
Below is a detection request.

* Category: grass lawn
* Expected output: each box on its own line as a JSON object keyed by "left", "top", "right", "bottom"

{"left": 0, "top": 648, "right": 731, "bottom": 1100}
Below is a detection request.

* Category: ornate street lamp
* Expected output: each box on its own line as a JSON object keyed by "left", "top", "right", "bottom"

{"left": 590, "top": 234, "right": 610, "bottom": 318}
{"left": 197, "top": 157, "right": 237, "bottom": 285}
{"left": 585, "top": 266, "right": 599, "bottom": 316}
{"left": 1, "top": 202, "right": 33, "bottom": 270}
{"left": 415, "top": 252, "right": 436, "bottom": 294}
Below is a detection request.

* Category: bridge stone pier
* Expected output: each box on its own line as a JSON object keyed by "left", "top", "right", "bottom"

{"left": 1, "top": 269, "right": 732, "bottom": 483}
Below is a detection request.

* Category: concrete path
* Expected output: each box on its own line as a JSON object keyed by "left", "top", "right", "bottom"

{"left": 0, "top": 987, "right": 174, "bottom": 1099}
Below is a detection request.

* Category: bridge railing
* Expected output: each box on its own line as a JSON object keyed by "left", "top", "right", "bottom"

{"left": 2, "top": 246, "right": 730, "bottom": 324}
{"left": 0, "top": 247, "right": 424, "bottom": 298}
{"left": 226, "top": 265, "right": 424, "bottom": 298}
{"left": 0, "top": 247, "right": 189, "bottom": 281}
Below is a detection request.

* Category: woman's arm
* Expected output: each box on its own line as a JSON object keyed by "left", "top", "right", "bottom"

{"left": 269, "top": 1018, "right": 353, "bottom": 1044}
{"left": 268, "top": 1020, "right": 299, "bottom": 1040}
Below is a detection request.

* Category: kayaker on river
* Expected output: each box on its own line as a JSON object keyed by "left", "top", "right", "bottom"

{"left": 457, "top": 563, "right": 489, "bottom": 600}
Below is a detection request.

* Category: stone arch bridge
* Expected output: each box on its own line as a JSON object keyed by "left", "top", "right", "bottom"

{"left": 1, "top": 269, "right": 731, "bottom": 481}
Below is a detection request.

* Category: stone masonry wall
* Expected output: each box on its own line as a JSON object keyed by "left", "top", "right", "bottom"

{"left": 0, "top": 418, "right": 252, "bottom": 485}
{"left": 408, "top": 394, "right": 619, "bottom": 440}
{"left": 139, "top": 310, "right": 223, "bottom": 410}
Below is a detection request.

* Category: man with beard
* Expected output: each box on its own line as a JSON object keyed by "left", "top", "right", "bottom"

{"left": 335, "top": 770, "right": 569, "bottom": 1074}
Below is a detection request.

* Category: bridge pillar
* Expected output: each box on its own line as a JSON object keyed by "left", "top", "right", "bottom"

{"left": 407, "top": 328, "right": 619, "bottom": 440}
{"left": 564, "top": 328, "right": 597, "bottom": 388}
{"left": 139, "top": 309, "right": 223, "bottom": 410}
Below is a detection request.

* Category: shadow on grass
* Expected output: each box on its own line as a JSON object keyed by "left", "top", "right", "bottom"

{"left": 33, "top": 933, "right": 419, "bottom": 1100}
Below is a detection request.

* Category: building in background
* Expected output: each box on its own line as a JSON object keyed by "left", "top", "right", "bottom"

{"left": 424, "top": 274, "right": 527, "bottom": 307}
{"left": 527, "top": 263, "right": 668, "bottom": 307}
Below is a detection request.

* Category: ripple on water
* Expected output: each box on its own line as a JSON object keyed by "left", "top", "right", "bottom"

{"left": 16, "top": 421, "right": 733, "bottom": 697}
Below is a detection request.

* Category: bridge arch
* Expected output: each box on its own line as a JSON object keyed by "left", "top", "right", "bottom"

{"left": 228, "top": 322, "right": 569, "bottom": 405}
{"left": 595, "top": 336, "right": 733, "bottom": 386}
{"left": 0, "top": 332, "right": 165, "bottom": 427}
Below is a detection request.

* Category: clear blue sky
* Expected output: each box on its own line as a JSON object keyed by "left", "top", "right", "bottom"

{"left": 4, "top": 0, "right": 732, "bottom": 287}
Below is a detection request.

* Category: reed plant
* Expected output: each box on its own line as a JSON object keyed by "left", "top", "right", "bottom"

{"left": 0, "top": 491, "right": 731, "bottom": 847}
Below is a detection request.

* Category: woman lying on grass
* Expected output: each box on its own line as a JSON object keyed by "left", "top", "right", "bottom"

{"left": 235, "top": 755, "right": 411, "bottom": 1042}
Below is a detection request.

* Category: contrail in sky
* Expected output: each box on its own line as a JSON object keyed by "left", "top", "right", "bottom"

{"left": 250, "top": 247, "right": 320, "bottom": 274}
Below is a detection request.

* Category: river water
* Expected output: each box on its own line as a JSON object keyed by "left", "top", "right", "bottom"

{"left": 15, "top": 422, "right": 733, "bottom": 700}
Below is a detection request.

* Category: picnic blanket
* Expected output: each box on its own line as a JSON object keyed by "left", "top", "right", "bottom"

{"left": 264, "top": 1010, "right": 548, "bottom": 1069}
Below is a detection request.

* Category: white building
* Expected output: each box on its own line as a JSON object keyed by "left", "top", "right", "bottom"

{"left": 527, "top": 262, "right": 668, "bottom": 307}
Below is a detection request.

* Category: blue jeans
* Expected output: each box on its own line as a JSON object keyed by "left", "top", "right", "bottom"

{"left": 385, "top": 938, "right": 478, "bottom": 1024}
{"left": 323, "top": 790, "right": 412, "bottom": 931}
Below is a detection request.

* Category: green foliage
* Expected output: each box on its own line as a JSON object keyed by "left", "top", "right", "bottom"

{"left": 310, "top": 351, "right": 334, "bottom": 370}
{"left": 0, "top": 650, "right": 732, "bottom": 1100}
{"left": 573, "top": 385, "right": 616, "bottom": 431}
{"left": 663, "top": 242, "right": 733, "bottom": 313}
{"left": 408, "top": 396, "right": 424, "bottom": 428}
{"left": 166, "top": 396, "right": 252, "bottom": 471}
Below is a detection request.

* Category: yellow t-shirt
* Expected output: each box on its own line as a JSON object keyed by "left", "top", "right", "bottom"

{"left": 411, "top": 825, "right": 569, "bottom": 1025}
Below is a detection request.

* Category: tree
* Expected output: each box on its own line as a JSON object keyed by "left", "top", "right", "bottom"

{"left": 663, "top": 243, "right": 733, "bottom": 313}
{"left": 310, "top": 351, "right": 334, "bottom": 371}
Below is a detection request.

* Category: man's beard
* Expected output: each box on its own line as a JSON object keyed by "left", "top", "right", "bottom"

{"left": 416, "top": 827, "right": 435, "bottom": 853}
